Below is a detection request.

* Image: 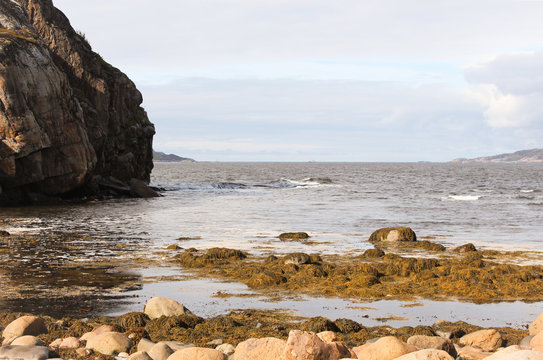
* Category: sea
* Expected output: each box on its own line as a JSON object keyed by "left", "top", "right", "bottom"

{"left": 1, "top": 162, "right": 543, "bottom": 328}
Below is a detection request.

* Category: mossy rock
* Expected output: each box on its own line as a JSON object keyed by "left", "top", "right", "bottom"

{"left": 369, "top": 227, "right": 417, "bottom": 243}
{"left": 454, "top": 243, "right": 477, "bottom": 253}
{"left": 335, "top": 318, "right": 362, "bottom": 333}
{"left": 116, "top": 312, "right": 149, "bottom": 330}
{"left": 363, "top": 248, "right": 385, "bottom": 258}
{"left": 278, "top": 232, "right": 310, "bottom": 240}
{"left": 301, "top": 317, "right": 339, "bottom": 333}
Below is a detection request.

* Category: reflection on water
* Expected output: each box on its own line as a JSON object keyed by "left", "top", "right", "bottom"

{"left": 0, "top": 230, "right": 141, "bottom": 318}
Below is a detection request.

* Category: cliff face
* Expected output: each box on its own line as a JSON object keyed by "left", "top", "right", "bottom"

{"left": 0, "top": 0, "right": 155, "bottom": 203}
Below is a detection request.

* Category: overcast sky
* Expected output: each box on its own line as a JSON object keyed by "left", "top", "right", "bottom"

{"left": 53, "top": 0, "right": 543, "bottom": 162}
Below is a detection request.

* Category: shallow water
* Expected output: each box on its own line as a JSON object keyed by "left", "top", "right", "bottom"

{"left": 1, "top": 162, "right": 542, "bottom": 324}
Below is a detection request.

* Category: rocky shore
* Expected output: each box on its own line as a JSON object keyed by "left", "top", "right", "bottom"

{"left": 1, "top": 296, "right": 543, "bottom": 360}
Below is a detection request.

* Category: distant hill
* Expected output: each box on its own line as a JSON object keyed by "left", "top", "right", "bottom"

{"left": 452, "top": 148, "right": 543, "bottom": 163}
{"left": 153, "top": 151, "right": 195, "bottom": 162}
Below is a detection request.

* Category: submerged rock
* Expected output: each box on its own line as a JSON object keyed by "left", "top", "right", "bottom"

{"left": 368, "top": 227, "right": 417, "bottom": 243}
{"left": 0, "top": 0, "right": 154, "bottom": 205}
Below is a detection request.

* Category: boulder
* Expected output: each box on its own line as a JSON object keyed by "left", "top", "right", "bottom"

{"left": 455, "top": 345, "right": 493, "bottom": 360}
{"left": 167, "top": 347, "right": 227, "bottom": 360}
{"left": 129, "top": 351, "right": 153, "bottom": 360}
{"left": 161, "top": 341, "right": 192, "bottom": 352}
{"left": 85, "top": 331, "right": 132, "bottom": 355}
{"left": 0, "top": 345, "right": 49, "bottom": 360}
{"left": 144, "top": 297, "right": 193, "bottom": 319}
{"left": 393, "top": 349, "right": 454, "bottom": 360}
{"left": 354, "top": 336, "right": 417, "bottom": 360}
{"left": 317, "top": 331, "right": 337, "bottom": 343}
{"left": 130, "top": 178, "right": 159, "bottom": 198}
{"left": 459, "top": 329, "right": 502, "bottom": 351}
{"left": 406, "top": 335, "right": 456, "bottom": 357}
{"left": 10, "top": 335, "right": 43, "bottom": 346}
{"left": 530, "top": 313, "right": 543, "bottom": 335}
{"left": 521, "top": 335, "right": 535, "bottom": 347}
{"left": 138, "top": 338, "right": 156, "bottom": 352}
{"left": 2, "top": 316, "right": 48, "bottom": 341}
{"left": 148, "top": 342, "right": 174, "bottom": 360}
{"left": 59, "top": 337, "right": 81, "bottom": 349}
{"left": 233, "top": 337, "right": 286, "bottom": 360}
{"left": 80, "top": 324, "right": 117, "bottom": 342}
{"left": 484, "top": 346, "right": 543, "bottom": 360}
{"left": 368, "top": 227, "right": 417, "bottom": 243}
{"left": 530, "top": 330, "right": 543, "bottom": 351}
{"left": 216, "top": 343, "right": 235, "bottom": 356}
{"left": 283, "top": 330, "right": 352, "bottom": 360}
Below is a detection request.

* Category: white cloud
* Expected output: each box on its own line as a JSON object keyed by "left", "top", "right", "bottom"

{"left": 466, "top": 51, "right": 543, "bottom": 129}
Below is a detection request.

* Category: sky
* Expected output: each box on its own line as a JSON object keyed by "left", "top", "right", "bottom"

{"left": 53, "top": 0, "right": 543, "bottom": 162}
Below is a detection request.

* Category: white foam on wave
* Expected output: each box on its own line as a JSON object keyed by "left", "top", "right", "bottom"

{"left": 445, "top": 195, "right": 482, "bottom": 201}
{"left": 520, "top": 189, "right": 535, "bottom": 193}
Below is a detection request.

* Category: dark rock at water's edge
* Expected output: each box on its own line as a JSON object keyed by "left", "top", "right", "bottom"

{"left": 153, "top": 151, "right": 195, "bottom": 163}
{"left": 0, "top": 0, "right": 155, "bottom": 205}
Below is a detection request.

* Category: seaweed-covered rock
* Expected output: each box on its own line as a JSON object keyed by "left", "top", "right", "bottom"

{"left": 284, "top": 253, "right": 311, "bottom": 265}
{"left": 363, "top": 248, "right": 385, "bottom": 258}
{"left": 278, "top": 232, "right": 310, "bottom": 240}
{"left": 369, "top": 227, "right": 417, "bottom": 243}
{"left": 454, "top": 243, "right": 477, "bottom": 253}
{"left": 334, "top": 318, "right": 362, "bottom": 334}
{"left": 301, "top": 317, "right": 339, "bottom": 333}
{"left": 117, "top": 312, "right": 150, "bottom": 330}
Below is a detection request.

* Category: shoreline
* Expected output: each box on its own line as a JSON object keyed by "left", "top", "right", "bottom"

{"left": 0, "top": 298, "right": 539, "bottom": 360}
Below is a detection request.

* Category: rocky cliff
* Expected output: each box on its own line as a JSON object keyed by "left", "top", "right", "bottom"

{"left": 0, "top": 0, "right": 155, "bottom": 204}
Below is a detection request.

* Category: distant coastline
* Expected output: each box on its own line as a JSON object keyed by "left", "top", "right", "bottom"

{"left": 153, "top": 151, "right": 195, "bottom": 162}
{"left": 452, "top": 148, "right": 543, "bottom": 163}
